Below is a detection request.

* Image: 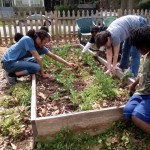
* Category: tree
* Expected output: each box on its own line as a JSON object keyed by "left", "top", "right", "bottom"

{"left": 44, "top": 0, "right": 52, "bottom": 12}
{"left": 138, "top": 0, "right": 150, "bottom": 9}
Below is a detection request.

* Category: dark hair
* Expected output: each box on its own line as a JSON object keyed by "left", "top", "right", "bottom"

{"left": 40, "top": 26, "right": 49, "bottom": 33}
{"left": 129, "top": 26, "right": 150, "bottom": 51}
{"left": 26, "top": 29, "right": 50, "bottom": 41}
{"left": 90, "top": 26, "right": 99, "bottom": 33}
{"left": 14, "top": 33, "right": 24, "bottom": 42}
{"left": 95, "top": 31, "right": 111, "bottom": 49}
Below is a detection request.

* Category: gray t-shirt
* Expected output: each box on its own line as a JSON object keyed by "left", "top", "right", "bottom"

{"left": 107, "top": 15, "right": 142, "bottom": 46}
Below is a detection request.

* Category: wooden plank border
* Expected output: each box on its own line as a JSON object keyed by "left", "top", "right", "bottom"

{"left": 31, "top": 44, "right": 134, "bottom": 137}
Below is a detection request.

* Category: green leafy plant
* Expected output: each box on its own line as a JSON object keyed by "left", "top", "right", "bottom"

{"left": 35, "top": 120, "right": 150, "bottom": 150}
{"left": 9, "top": 82, "right": 31, "bottom": 106}
{"left": 0, "top": 106, "right": 29, "bottom": 138}
{"left": 54, "top": 70, "right": 74, "bottom": 92}
{"left": 42, "top": 55, "right": 51, "bottom": 68}
{"left": 94, "top": 69, "right": 117, "bottom": 99}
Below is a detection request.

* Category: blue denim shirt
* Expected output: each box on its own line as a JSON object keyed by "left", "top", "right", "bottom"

{"left": 2, "top": 36, "right": 48, "bottom": 62}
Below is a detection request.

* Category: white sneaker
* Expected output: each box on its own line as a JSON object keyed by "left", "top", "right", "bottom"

{"left": 3, "top": 70, "right": 17, "bottom": 85}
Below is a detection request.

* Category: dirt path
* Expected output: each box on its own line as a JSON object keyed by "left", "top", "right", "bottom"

{"left": 0, "top": 47, "right": 34, "bottom": 150}
{"left": 0, "top": 47, "right": 8, "bottom": 98}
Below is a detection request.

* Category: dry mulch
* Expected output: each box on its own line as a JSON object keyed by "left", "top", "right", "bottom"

{"left": 0, "top": 47, "right": 34, "bottom": 150}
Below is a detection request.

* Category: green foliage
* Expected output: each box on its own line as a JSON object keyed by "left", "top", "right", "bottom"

{"left": 54, "top": 70, "right": 74, "bottom": 92}
{"left": 82, "top": 52, "right": 95, "bottom": 66}
{"left": 35, "top": 121, "right": 150, "bottom": 150}
{"left": 70, "top": 89, "right": 79, "bottom": 105}
{"left": 35, "top": 129, "right": 96, "bottom": 150}
{"left": 121, "top": 71, "right": 134, "bottom": 82}
{"left": 55, "top": 4, "right": 78, "bottom": 15}
{"left": 9, "top": 82, "right": 31, "bottom": 106}
{"left": 138, "top": 0, "right": 150, "bottom": 9}
{"left": 42, "top": 55, "right": 51, "bottom": 68}
{"left": 79, "top": 86, "right": 101, "bottom": 111}
{"left": 49, "top": 45, "right": 71, "bottom": 70}
{"left": 0, "top": 106, "right": 29, "bottom": 138}
{"left": 46, "top": 46, "right": 121, "bottom": 111}
{"left": 52, "top": 45, "right": 69, "bottom": 59}
{"left": 94, "top": 69, "right": 117, "bottom": 99}
{"left": 53, "top": 91, "right": 60, "bottom": 101}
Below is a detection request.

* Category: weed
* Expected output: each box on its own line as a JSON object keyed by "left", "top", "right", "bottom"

{"left": 9, "top": 82, "right": 31, "bottom": 106}
{"left": 0, "top": 106, "right": 29, "bottom": 138}
{"left": 35, "top": 120, "right": 150, "bottom": 150}
{"left": 94, "top": 69, "right": 117, "bottom": 99}
{"left": 42, "top": 55, "right": 51, "bottom": 68}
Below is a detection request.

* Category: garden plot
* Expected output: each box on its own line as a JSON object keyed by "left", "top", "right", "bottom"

{"left": 31, "top": 44, "right": 134, "bottom": 138}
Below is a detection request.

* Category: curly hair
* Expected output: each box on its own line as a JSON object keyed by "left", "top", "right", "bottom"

{"left": 95, "top": 31, "right": 111, "bottom": 49}
{"left": 26, "top": 29, "right": 50, "bottom": 41}
{"left": 40, "top": 26, "right": 49, "bottom": 32}
{"left": 129, "top": 26, "right": 150, "bottom": 52}
{"left": 14, "top": 33, "right": 24, "bottom": 42}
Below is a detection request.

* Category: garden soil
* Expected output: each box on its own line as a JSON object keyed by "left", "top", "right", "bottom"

{"left": 0, "top": 47, "right": 34, "bottom": 150}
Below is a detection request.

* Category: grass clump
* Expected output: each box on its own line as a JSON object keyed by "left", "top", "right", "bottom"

{"left": 35, "top": 121, "right": 150, "bottom": 150}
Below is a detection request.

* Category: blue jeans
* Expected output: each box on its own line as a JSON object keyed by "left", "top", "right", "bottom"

{"left": 2, "top": 60, "right": 40, "bottom": 75}
{"left": 119, "top": 39, "right": 140, "bottom": 77}
{"left": 119, "top": 39, "right": 140, "bottom": 78}
{"left": 123, "top": 94, "right": 150, "bottom": 124}
{"left": 119, "top": 17, "right": 148, "bottom": 78}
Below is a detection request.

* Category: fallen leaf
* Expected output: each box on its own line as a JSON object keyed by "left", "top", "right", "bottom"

{"left": 37, "top": 92, "right": 46, "bottom": 100}
{"left": 10, "top": 143, "right": 17, "bottom": 150}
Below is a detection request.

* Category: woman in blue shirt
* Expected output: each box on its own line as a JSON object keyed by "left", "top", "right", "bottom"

{"left": 1, "top": 29, "right": 74, "bottom": 84}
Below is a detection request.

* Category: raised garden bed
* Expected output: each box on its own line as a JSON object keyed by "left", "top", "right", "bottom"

{"left": 31, "top": 44, "right": 134, "bottom": 138}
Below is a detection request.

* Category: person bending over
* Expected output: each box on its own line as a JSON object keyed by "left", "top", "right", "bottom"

{"left": 95, "top": 15, "right": 148, "bottom": 78}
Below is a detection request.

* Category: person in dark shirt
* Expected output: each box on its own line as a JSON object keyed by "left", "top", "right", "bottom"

{"left": 81, "top": 26, "right": 107, "bottom": 53}
{"left": 123, "top": 26, "right": 150, "bottom": 134}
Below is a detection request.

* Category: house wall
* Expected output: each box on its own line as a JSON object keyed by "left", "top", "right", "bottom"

{"left": 0, "top": 0, "right": 44, "bottom": 7}
{"left": 15, "top": 0, "right": 44, "bottom": 7}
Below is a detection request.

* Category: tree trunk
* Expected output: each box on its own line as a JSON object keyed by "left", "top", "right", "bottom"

{"left": 121, "top": 0, "right": 127, "bottom": 10}
{"left": 128, "top": 0, "right": 134, "bottom": 10}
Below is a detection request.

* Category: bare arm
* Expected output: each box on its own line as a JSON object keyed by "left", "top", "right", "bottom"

{"left": 112, "top": 44, "right": 120, "bottom": 69}
{"left": 46, "top": 51, "right": 74, "bottom": 67}
{"left": 106, "top": 47, "right": 113, "bottom": 71}
{"left": 29, "top": 50, "right": 44, "bottom": 75}
{"left": 130, "top": 77, "right": 140, "bottom": 90}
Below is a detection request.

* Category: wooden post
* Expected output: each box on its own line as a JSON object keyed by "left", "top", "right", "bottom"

{"left": 118, "top": 9, "right": 123, "bottom": 18}
{"left": 54, "top": 10, "right": 59, "bottom": 43}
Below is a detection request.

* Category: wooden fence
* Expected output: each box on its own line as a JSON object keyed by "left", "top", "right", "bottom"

{"left": 0, "top": 9, "right": 150, "bottom": 46}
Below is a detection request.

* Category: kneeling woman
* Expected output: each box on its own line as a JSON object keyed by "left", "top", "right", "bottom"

{"left": 1, "top": 29, "right": 74, "bottom": 84}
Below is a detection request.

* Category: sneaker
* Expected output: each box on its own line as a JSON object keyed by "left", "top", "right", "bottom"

{"left": 3, "top": 70, "right": 17, "bottom": 85}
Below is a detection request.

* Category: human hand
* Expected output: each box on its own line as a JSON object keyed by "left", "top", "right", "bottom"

{"left": 42, "top": 73, "right": 54, "bottom": 79}
{"left": 127, "top": 84, "right": 136, "bottom": 94}
{"left": 67, "top": 62, "right": 75, "bottom": 67}
{"left": 105, "top": 69, "right": 112, "bottom": 75}
{"left": 112, "top": 64, "right": 121, "bottom": 71}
